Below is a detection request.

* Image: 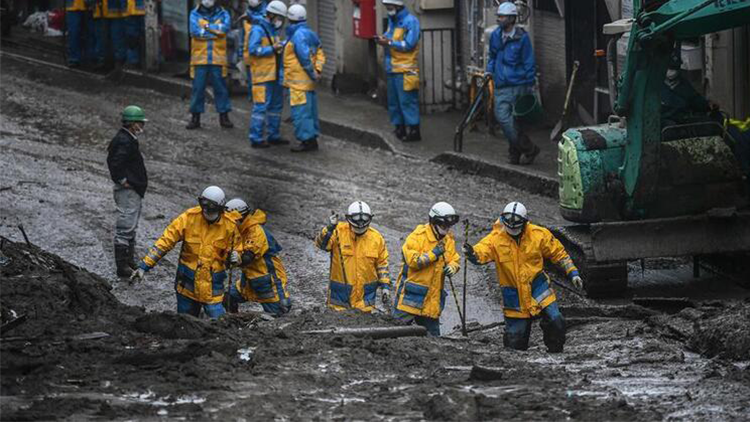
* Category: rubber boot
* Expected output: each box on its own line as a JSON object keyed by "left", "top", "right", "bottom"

{"left": 290, "top": 138, "right": 319, "bottom": 152}
{"left": 186, "top": 113, "right": 201, "bottom": 130}
{"left": 519, "top": 142, "right": 541, "bottom": 165}
{"left": 127, "top": 241, "right": 137, "bottom": 270}
{"left": 404, "top": 125, "right": 422, "bottom": 142}
{"left": 394, "top": 125, "right": 406, "bottom": 141}
{"left": 115, "top": 245, "right": 133, "bottom": 278}
{"left": 219, "top": 112, "right": 234, "bottom": 129}
{"left": 223, "top": 294, "right": 239, "bottom": 314}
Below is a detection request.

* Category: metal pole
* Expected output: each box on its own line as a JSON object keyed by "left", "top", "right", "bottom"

{"left": 462, "top": 219, "right": 469, "bottom": 337}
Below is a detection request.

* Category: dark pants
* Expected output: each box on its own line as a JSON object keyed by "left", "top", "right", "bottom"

{"left": 504, "top": 302, "right": 566, "bottom": 353}
{"left": 393, "top": 309, "right": 441, "bottom": 337}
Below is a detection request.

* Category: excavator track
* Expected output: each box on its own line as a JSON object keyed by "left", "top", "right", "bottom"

{"left": 550, "top": 225, "right": 628, "bottom": 298}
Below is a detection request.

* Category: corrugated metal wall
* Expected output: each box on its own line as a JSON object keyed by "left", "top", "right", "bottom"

{"left": 317, "top": 1, "right": 337, "bottom": 82}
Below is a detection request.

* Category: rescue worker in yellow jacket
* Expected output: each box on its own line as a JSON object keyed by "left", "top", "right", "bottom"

{"left": 131, "top": 186, "right": 241, "bottom": 318}
{"left": 186, "top": 0, "right": 234, "bottom": 130}
{"left": 393, "top": 202, "right": 460, "bottom": 336}
{"left": 223, "top": 198, "right": 292, "bottom": 316}
{"left": 314, "top": 201, "right": 391, "bottom": 313}
{"left": 463, "top": 201, "right": 583, "bottom": 353}
{"left": 284, "top": 4, "right": 326, "bottom": 152}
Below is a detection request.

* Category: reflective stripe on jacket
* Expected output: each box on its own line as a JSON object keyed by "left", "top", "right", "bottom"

{"left": 384, "top": 8, "right": 420, "bottom": 74}
{"left": 139, "top": 207, "right": 240, "bottom": 304}
{"left": 247, "top": 18, "right": 279, "bottom": 83}
{"left": 315, "top": 222, "right": 390, "bottom": 312}
{"left": 234, "top": 210, "right": 289, "bottom": 304}
{"left": 394, "top": 224, "right": 460, "bottom": 319}
{"left": 486, "top": 27, "right": 535, "bottom": 88}
{"left": 283, "top": 22, "right": 325, "bottom": 92}
{"left": 470, "top": 221, "right": 578, "bottom": 318}
{"left": 190, "top": 6, "right": 230, "bottom": 67}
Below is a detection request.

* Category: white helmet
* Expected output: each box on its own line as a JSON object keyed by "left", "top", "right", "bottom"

{"left": 226, "top": 198, "right": 251, "bottom": 218}
{"left": 346, "top": 201, "right": 373, "bottom": 235}
{"left": 497, "top": 2, "right": 518, "bottom": 16}
{"left": 247, "top": 0, "right": 261, "bottom": 7}
{"left": 382, "top": 0, "right": 404, "bottom": 5}
{"left": 266, "top": 0, "right": 287, "bottom": 18}
{"left": 429, "top": 202, "right": 459, "bottom": 228}
{"left": 501, "top": 201, "right": 528, "bottom": 236}
{"left": 199, "top": 186, "right": 226, "bottom": 222}
{"left": 287, "top": 4, "right": 306, "bottom": 21}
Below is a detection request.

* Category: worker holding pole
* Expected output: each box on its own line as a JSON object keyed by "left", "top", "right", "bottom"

{"left": 462, "top": 201, "right": 583, "bottom": 353}
{"left": 392, "top": 202, "right": 460, "bottom": 336}
{"left": 314, "top": 201, "right": 391, "bottom": 313}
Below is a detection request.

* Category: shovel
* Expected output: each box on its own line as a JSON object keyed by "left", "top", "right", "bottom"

{"left": 550, "top": 61, "right": 580, "bottom": 142}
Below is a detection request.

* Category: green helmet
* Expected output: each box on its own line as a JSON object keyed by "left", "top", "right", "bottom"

{"left": 121, "top": 105, "right": 148, "bottom": 123}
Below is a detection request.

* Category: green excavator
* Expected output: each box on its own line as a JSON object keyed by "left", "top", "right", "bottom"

{"left": 555, "top": 0, "right": 750, "bottom": 296}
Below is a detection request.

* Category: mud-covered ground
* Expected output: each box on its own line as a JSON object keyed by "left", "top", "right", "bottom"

{"left": 2, "top": 53, "right": 750, "bottom": 420}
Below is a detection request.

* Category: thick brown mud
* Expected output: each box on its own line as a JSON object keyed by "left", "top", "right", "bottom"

{"left": 1, "top": 51, "right": 750, "bottom": 420}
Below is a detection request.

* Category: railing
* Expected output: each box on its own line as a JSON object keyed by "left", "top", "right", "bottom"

{"left": 419, "top": 28, "right": 459, "bottom": 112}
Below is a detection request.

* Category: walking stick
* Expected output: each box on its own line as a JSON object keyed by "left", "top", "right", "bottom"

{"left": 445, "top": 272, "right": 466, "bottom": 334}
{"left": 462, "top": 219, "right": 469, "bottom": 337}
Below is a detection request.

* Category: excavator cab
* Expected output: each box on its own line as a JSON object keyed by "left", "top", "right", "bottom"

{"left": 555, "top": 0, "right": 750, "bottom": 297}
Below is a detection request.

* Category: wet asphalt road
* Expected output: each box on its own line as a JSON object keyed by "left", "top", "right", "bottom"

{"left": 0, "top": 56, "right": 566, "bottom": 330}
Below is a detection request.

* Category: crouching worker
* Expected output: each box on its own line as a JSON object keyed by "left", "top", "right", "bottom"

{"left": 393, "top": 202, "right": 460, "bottom": 336}
{"left": 314, "top": 201, "right": 391, "bottom": 312}
{"left": 131, "top": 186, "right": 240, "bottom": 318}
{"left": 224, "top": 198, "right": 291, "bottom": 316}
{"left": 463, "top": 201, "right": 583, "bottom": 353}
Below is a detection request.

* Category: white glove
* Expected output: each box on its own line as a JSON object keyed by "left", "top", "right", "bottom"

{"left": 328, "top": 213, "right": 339, "bottom": 226}
{"left": 381, "top": 289, "right": 391, "bottom": 307}
{"left": 130, "top": 267, "right": 145, "bottom": 282}
{"left": 444, "top": 265, "right": 458, "bottom": 277}
{"left": 571, "top": 275, "right": 583, "bottom": 290}
{"left": 229, "top": 251, "right": 241, "bottom": 265}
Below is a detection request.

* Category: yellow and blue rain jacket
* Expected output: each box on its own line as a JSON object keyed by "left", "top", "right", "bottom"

{"left": 125, "top": 0, "right": 145, "bottom": 17}
{"left": 315, "top": 222, "right": 390, "bottom": 312}
{"left": 233, "top": 210, "right": 290, "bottom": 304}
{"left": 246, "top": 18, "right": 280, "bottom": 84}
{"left": 469, "top": 221, "right": 579, "bottom": 319}
{"left": 139, "top": 207, "right": 240, "bottom": 304}
{"left": 242, "top": 2, "right": 267, "bottom": 66}
{"left": 283, "top": 21, "right": 326, "bottom": 93}
{"left": 65, "top": 0, "right": 87, "bottom": 12}
{"left": 189, "top": 6, "right": 230, "bottom": 71}
{"left": 394, "top": 224, "right": 460, "bottom": 319}
{"left": 384, "top": 8, "right": 420, "bottom": 75}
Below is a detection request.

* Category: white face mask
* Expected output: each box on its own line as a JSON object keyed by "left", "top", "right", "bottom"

{"left": 274, "top": 18, "right": 284, "bottom": 29}
{"left": 351, "top": 225, "right": 368, "bottom": 235}
{"left": 666, "top": 69, "right": 679, "bottom": 80}
{"left": 434, "top": 224, "right": 450, "bottom": 238}
{"left": 203, "top": 209, "right": 220, "bottom": 223}
{"left": 504, "top": 225, "right": 523, "bottom": 237}
{"left": 133, "top": 124, "right": 144, "bottom": 135}
{"left": 248, "top": 0, "right": 260, "bottom": 7}
{"left": 201, "top": 0, "right": 215, "bottom": 8}
{"left": 386, "top": 7, "right": 397, "bottom": 16}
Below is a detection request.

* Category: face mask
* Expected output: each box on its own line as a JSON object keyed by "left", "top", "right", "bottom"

{"left": 504, "top": 225, "right": 523, "bottom": 237}
{"left": 351, "top": 225, "right": 368, "bottom": 235}
{"left": 203, "top": 209, "right": 220, "bottom": 223}
{"left": 201, "top": 0, "right": 215, "bottom": 8}
{"left": 387, "top": 8, "right": 397, "bottom": 16}
{"left": 132, "top": 123, "right": 144, "bottom": 135}
{"left": 248, "top": 0, "right": 260, "bottom": 7}
{"left": 433, "top": 224, "right": 450, "bottom": 238}
{"left": 666, "top": 69, "right": 679, "bottom": 80}
{"left": 274, "top": 18, "right": 284, "bottom": 29}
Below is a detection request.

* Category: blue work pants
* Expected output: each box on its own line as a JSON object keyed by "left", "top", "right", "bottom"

{"left": 504, "top": 302, "right": 566, "bottom": 353}
{"left": 494, "top": 84, "right": 535, "bottom": 157}
{"left": 125, "top": 15, "right": 144, "bottom": 65}
{"left": 290, "top": 90, "right": 319, "bottom": 142}
{"left": 176, "top": 293, "right": 226, "bottom": 319}
{"left": 228, "top": 283, "right": 291, "bottom": 317}
{"left": 190, "top": 65, "right": 232, "bottom": 114}
{"left": 109, "top": 17, "right": 127, "bottom": 62}
{"left": 249, "top": 81, "right": 283, "bottom": 143}
{"left": 387, "top": 73, "right": 420, "bottom": 127}
{"left": 66, "top": 11, "right": 95, "bottom": 64}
